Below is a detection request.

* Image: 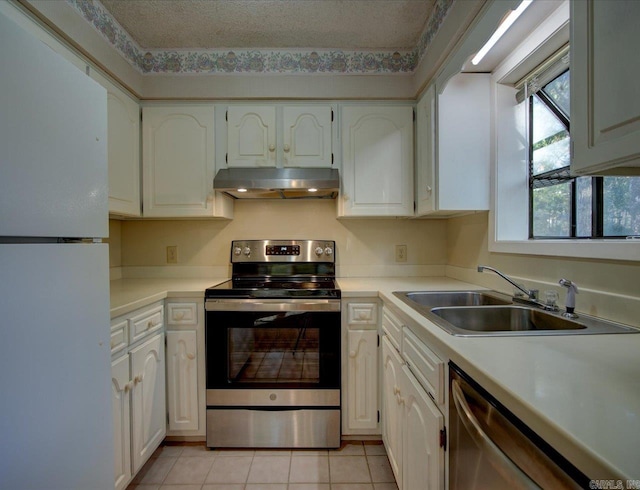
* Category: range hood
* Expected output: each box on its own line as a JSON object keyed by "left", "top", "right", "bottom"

{"left": 214, "top": 167, "right": 340, "bottom": 199}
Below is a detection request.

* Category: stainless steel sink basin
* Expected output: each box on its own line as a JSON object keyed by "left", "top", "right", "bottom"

{"left": 393, "top": 290, "right": 512, "bottom": 310}
{"left": 392, "top": 291, "right": 639, "bottom": 337}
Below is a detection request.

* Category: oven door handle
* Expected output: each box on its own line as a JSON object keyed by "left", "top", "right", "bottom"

{"left": 205, "top": 298, "right": 341, "bottom": 312}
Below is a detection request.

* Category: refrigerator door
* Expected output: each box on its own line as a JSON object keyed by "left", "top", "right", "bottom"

{"left": 0, "top": 10, "right": 108, "bottom": 239}
{"left": 0, "top": 243, "right": 113, "bottom": 489}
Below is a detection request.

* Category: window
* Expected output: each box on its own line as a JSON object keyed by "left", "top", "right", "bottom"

{"left": 529, "top": 70, "right": 640, "bottom": 239}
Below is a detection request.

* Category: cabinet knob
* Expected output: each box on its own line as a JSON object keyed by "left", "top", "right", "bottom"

{"left": 187, "top": 352, "right": 195, "bottom": 360}
{"left": 283, "top": 144, "right": 290, "bottom": 152}
{"left": 269, "top": 144, "right": 276, "bottom": 152}
{"left": 134, "top": 374, "right": 144, "bottom": 385}
{"left": 393, "top": 386, "right": 400, "bottom": 395}
{"left": 175, "top": 312, "right": 185, "bottom": 320}
{"left": 349, "top": 350, "right": 357, "bottom": 358}
{"left": 123, "top": 381, "right": 133, "bottom": 393}
{"left": 426, "top": 186, "right": 432, "bottom": 193}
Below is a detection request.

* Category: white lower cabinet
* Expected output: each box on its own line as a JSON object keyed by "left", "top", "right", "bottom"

{"left": 381, "top": 317, "right": 445, "bottom": 490}
{"left": 166, "top": 330, "right": 198, "bottom": 431}
{"left": 165, "top": 300, "right": 206, "bottom": 437}
{"left": 401, "top": 364, "right": 444, "bottom": 490}
{"left": 111, "top": 354, "right": 132, "bottom": 490}
{"left": 382, "top": 335, "right": 405, "bottom": 489}
{"left": 130, "top": 333, "right": 166, "bottom": 473}
{"left": 342, "top": 299, "right": 380, "bottom": 435}
{"left": 110, "top": 302, "right": 166, "bottom": 490}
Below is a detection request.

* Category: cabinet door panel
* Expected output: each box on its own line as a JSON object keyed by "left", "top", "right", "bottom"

{"left": 340, "top": 106, "right": 413, "bottom": 217}
{"left": 130, "top": 333, "right": 166, "bottom": 473}
{"left": 112, "top": 355, "right": 132, "bottom": 490}
{"left": 415, "top": 85, "right": 436, "bottom": 215}
{"left": 381, "top": 336, "right": 404, "bottom": 488}
{"left": 167, "top": 330, "right": 198, "bottom": 431}
{"left": 571, "top": 0, "right": 640, "bottom": 175}
{"left": 402, "top": 366, "right": 444, "bottom": 490}
{"left": 227, "top": 106, "right": 276, "bottom": 167}
{"left": 346, "top": 330, "right": 378, "bottom": 431}
{"left": 283, "top": 106, "right": 332, "bottom": 167}
{"left": 106, "top": 84, "right": 140, "bottom": 216}
{"left": 143, "top": 105, "right": 217, "bottom": 217}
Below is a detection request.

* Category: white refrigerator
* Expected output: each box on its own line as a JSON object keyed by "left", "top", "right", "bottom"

{"left": 0, "top": 7, "right": 114, "bottom": 489}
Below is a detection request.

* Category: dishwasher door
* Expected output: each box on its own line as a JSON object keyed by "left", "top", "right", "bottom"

{"left": 448, "top": 363, "right": 588, "bottom": 489}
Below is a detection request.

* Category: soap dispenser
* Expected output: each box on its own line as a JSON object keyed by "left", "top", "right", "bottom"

{"left": 559, "top": 279, "right": 579, "bottom": 319}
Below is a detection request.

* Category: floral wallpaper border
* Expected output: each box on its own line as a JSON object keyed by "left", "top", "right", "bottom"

{"left": 66, "top": 0, "right": 455, "bottom": 75}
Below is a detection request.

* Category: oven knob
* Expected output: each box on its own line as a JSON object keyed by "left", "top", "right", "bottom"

{"left": 324, "top": 247, "right": 333, "bottom": 256}
{"left": 243, "top": 247, "right": 251, "bottom": 256}
{"left": 233, "top": 247, "right": 242, "bottom": 256}
{"left": 315, "top": 247, "right": 324, "bottom": 256}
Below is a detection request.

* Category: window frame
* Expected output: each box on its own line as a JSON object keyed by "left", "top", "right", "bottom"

{"left": 488, "top": 1, "right": 639, "bottom": 261}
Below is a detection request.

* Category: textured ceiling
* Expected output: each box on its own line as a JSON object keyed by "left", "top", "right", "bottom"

{"left": 99, "top": 0, "right": 435, "bottom": 50}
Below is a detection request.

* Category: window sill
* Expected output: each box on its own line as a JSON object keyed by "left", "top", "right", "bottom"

{"left": 489, "top": 237, "right": 640, "bottom": 262}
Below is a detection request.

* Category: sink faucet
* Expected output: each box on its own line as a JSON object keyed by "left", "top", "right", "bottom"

{"left": 477, "top": 265, "right": 538, "bottom": 299}
{"left": 477, "top": 265, "right": 558, "bottom": 311}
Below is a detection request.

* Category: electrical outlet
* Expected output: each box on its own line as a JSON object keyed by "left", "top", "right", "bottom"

{"left": 166, "top": 245, "right": 178, "bottom": 264}
{"left": 395, "top": 244, "right": 407, "bottom": 263}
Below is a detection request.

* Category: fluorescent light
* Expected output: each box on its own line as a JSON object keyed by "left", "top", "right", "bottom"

{"left": 308, "top": 188, "right": 318, "bottom": 193}
{"left": 471, "top": 0, "right": 533, "bottom": 66}
{"left": 237, "top": 188, "right": 247, "bottom": 193}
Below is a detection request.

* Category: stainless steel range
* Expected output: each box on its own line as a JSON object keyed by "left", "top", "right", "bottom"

{"left": 205, "top": 240, "right": 341, "bottom": 448}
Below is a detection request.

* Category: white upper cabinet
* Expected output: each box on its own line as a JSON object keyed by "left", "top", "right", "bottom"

{"left": 571, "top": 0, "right": 640, "bottom": 176}
{"left": 227, "top": 106, "right": 276, "bottom": 167}
{"left": 91, "top": 71, "right": 141, "bottom": 217}
{"left": 143, "top": 105, "right": 233, "bottom": 218}
{"left": 226, "top": 105, "right": 333, "bottom": 168}
{"left": 339, "top": 105, "right": 414, "bottom": 217}
{"left": 282, "top": 106, "right": 333, "bottom": 167}
{"left": 415, "top": 73, "right": 491, "bottom": 216}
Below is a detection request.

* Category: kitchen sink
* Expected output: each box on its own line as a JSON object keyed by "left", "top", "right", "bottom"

{"left": 393, "top": 290, "right": 512, "bottom": 310}
{"left": 393, "top": 291, "right": 639, "bottom": 337}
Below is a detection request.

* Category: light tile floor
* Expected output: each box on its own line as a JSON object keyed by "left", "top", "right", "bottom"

{"left": 127, "top": 441, "right": 398, "bottom": 490}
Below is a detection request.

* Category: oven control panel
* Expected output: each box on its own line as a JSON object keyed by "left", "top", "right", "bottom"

{"left": 266, "top": 245, "right": 300, "bottom": 256}
{"left": 231, "top": 240, "right": 335, "bottom": 263}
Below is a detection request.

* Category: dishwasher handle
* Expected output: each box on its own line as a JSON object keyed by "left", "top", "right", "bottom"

{"left": 451, "top": 379, "right": 540, "bottom": 490}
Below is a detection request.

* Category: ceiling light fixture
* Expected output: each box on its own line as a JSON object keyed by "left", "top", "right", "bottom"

{"left": 308, "top": 188, "right": 318, "bottom": 193}
{"left": 471, "top": 0, "right": 533, "bottom": 66}
{"left": 237, "top": 188, "right": 247, "bottom": 193}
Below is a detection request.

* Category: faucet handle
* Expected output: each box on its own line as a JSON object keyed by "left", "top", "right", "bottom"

{"left": 529, "top": 289, "right": 539, "bottom": 300}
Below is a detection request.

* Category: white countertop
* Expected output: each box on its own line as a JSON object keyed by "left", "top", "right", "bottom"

{"left": 111, "top": 275, "right": 640, "bottom": 480}
{"left": 109, "top": 277, "right": 228, "bottom": 318}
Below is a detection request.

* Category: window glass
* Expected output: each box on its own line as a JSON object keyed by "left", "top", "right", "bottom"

{"left": 603, "top": 177, "right": 640, "bottom": 236}
{"left": 540, "top": 70, "right": 570, "bottom": 118}
{"left": 532, "top": 183, "right": 571, "bottom": 237}
{"left": 576, "top": 177, "right": 593, "bottom": 237}
{"left": 531, "top": 95, "right": 570, "bottom": 175}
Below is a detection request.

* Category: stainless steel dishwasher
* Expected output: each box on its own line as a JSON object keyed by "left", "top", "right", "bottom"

{"left": 449, "top": 362, "right": 589, "bottom": 489}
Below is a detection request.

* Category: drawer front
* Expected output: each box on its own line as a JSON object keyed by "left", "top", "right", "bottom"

{"left": 382, "top": 307, "right": 402, "bottom": 349}
{"left": 347, "top": 302, "right": 378, "bottom": 327}
{"left": 402, "top": 328, "right": 444, "bottom": 404}
{"left": 129, "top": 304, "right": 164, "bottom": 344}
{"left": 110, "top": 319, "right": 128, "bottom": 356}
{"left": 167, "top": 302, "right": 198, "bottom": 326}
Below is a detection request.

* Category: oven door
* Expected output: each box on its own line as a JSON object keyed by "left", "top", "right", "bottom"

{"left": 205, "top": 298, "right": 341, "bottom": 392}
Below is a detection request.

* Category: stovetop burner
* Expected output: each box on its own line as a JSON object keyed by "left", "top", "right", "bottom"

{"left": 205, "top": 240, "right": 340, "bottom": 300}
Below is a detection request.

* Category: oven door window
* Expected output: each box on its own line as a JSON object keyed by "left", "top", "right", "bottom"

{"left": 207, "top": 310, "right": 340, "bottom": 389}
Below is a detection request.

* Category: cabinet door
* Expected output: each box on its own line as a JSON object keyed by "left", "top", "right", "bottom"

{"left": 381, "top": 336, "right": 404, "bottom": 488}
{"left": 143, "top": 105, "right": 225, "bottom": 217}
{"left": 402, "top": 366, "right": 444, "bottom": 490}
{"left": 415, "top": 85, "right": 436, "bottom": 215}
{"left": 91, "top": 71, "right": 141, "bottom": 217}
{"left": 340, "top": 106, "right": 414, "bottom": 217}
{"left": 283, "top": 106, "right": 332, "bottom": 168}
{"left": 227, "top": 106, "right": 276, "bottom": 167}
{"left": 112, "top": 354, "right": 132, "bottom": 490}
{"left": 130, "top": 333, "right": 166, "bottom": 474}
{"left": 166, "top": 330, "right": 198, "bottom": 432}
{"left": 571, "top": 0, "right": 640, "bottom": 175}
{"left": 346, "top": 330, "right": 378, "bottom": 431}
